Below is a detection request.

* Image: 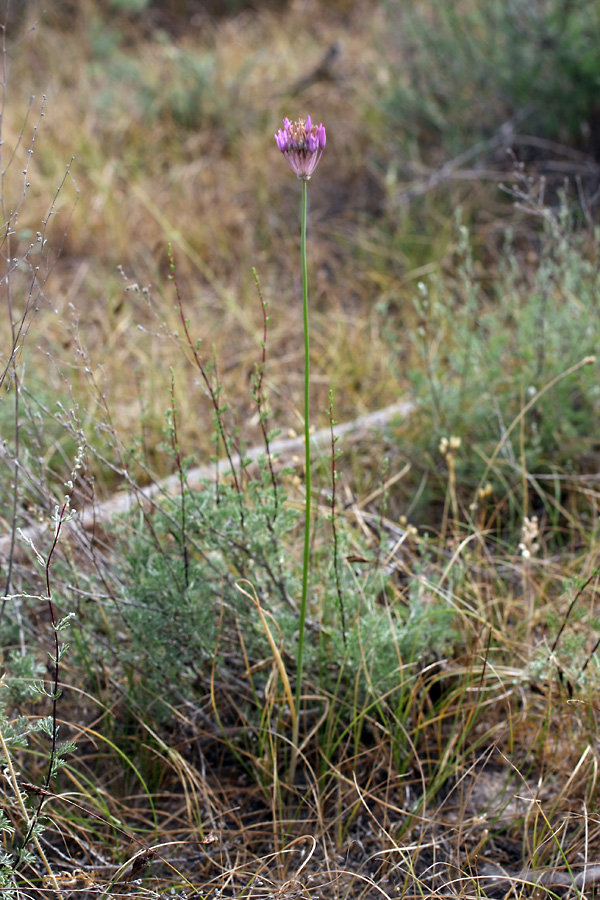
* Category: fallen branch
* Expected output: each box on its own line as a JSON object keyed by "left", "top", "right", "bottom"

{"left": 0, "top": 399, "right": 414, "bottom": 563}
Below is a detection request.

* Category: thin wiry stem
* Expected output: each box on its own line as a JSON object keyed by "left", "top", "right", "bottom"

{"left": 291, "top": 179, "right": 310, "bottom": 779}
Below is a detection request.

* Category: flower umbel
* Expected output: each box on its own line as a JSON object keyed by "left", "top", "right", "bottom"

{"left": 275, "top": 115, "right": 326, "bottom": 180}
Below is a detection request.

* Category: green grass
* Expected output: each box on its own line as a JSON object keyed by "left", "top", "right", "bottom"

{"left": 2, "top": 1, "right": 600, "bottom": 898}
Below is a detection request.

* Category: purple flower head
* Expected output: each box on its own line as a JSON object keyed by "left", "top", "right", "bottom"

{"left": 275, "top": 116, "right": 326, "bottom": 181}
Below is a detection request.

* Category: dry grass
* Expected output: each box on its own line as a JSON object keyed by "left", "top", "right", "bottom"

{"left": 2, "top": 1, "right": 600, "bottom": 898}
{"left": 4, "top": 0, "right": 418, "bottom": 487}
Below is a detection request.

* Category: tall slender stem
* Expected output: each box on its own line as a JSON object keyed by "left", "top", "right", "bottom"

{"left": 275, "top": 115, "right": 325, "bottom": 785}
{"left": 292, "top": 179, "right": 311, "bottom": 771}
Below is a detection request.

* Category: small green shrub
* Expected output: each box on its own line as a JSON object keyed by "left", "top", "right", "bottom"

{"left": 393, "top": 200, "right": 600, "bottom": 528}
{"left": 0, "top": 614, "right": 77, "bottom": 897}
{"left": 89, "top": 30, "right": 222, "bottom": 130}
{"left": 87, "top": 440, "right": 460, "bottom": 744}
{"left": 111, "top": 466, "right": 300, "bottom": 704}
{"left": 381, "top": 0, "right": 600, "bottom": 157}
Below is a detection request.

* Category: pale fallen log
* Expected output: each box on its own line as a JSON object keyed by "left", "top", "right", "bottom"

{"left": 0, "top": 399, "right": 414, "bottom": 563}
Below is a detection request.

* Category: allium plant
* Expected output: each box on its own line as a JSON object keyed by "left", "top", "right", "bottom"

{"left": 275, "top": 115, "right": 326, "bottom": 772}
{"left": 275, "top": 115, "right": 326, "bottom": 181}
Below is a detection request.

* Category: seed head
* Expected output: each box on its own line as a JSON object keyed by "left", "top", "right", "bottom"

{"left": 275, "top": 115, "right": 326, "bottom": 180}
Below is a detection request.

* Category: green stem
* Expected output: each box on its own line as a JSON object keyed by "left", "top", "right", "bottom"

{"left": 292, "top": 179, "right": 310, "bottom": 769}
